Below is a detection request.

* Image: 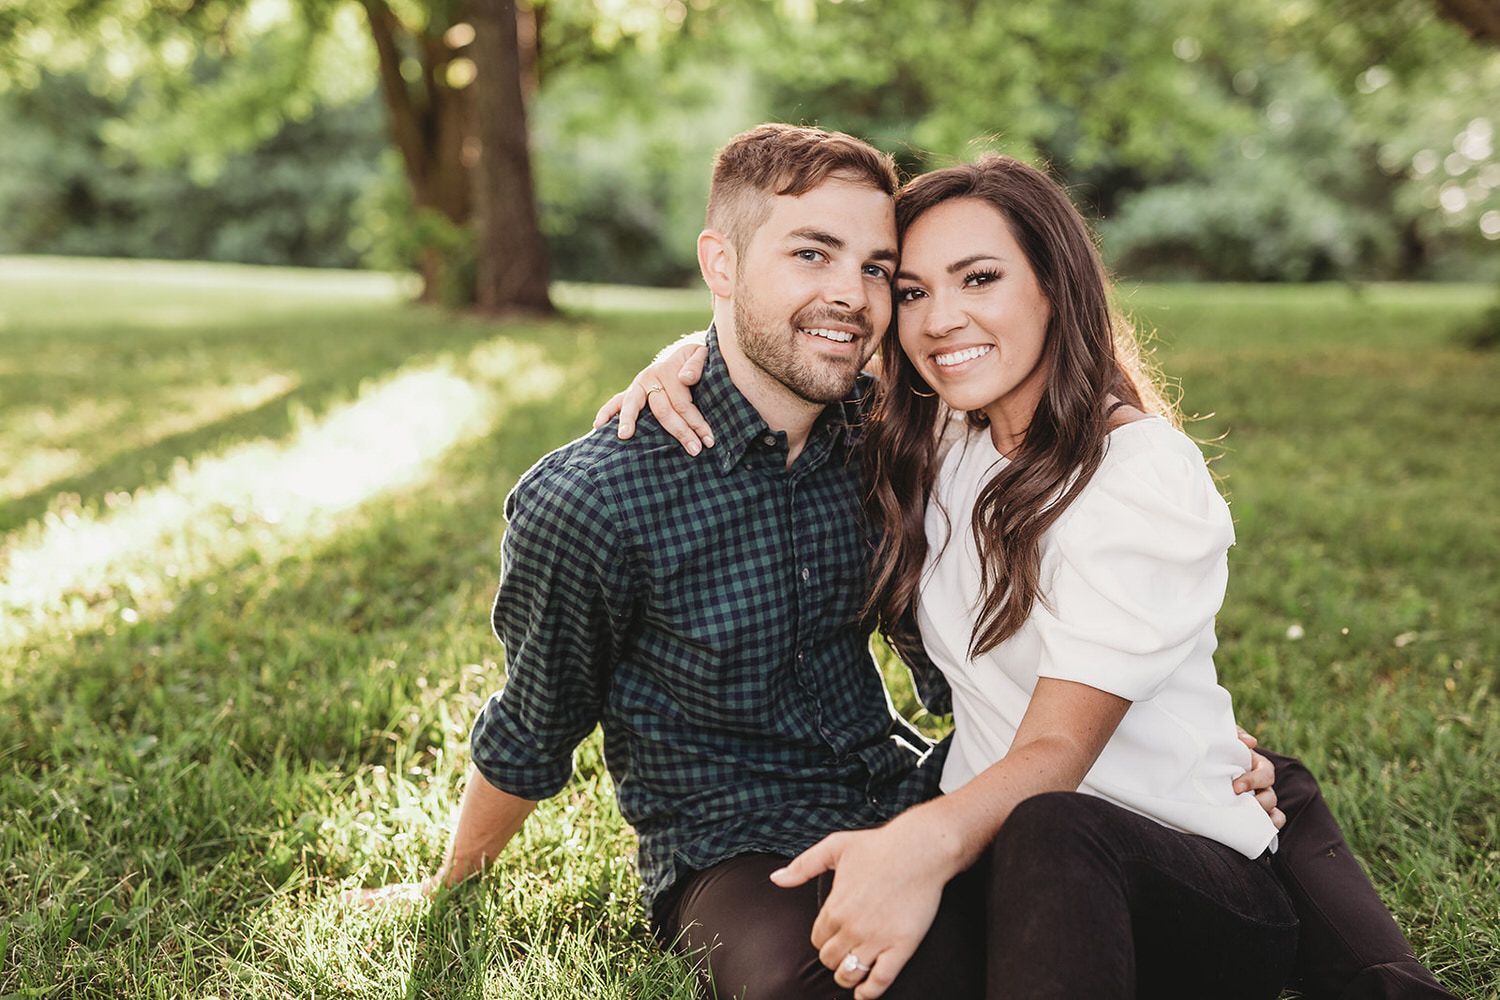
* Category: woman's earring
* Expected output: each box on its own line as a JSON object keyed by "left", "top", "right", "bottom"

{"left": 911, "top": 385, "right": 937, "bottom": 398}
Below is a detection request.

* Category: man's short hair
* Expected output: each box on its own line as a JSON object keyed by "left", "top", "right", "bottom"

{"left": 706, "top": 123, "right": 898, "bottom": 253}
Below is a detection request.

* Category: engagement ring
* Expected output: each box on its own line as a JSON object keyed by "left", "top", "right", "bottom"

{"left": 842, "top": 952, "right": 871, "bottom": 974}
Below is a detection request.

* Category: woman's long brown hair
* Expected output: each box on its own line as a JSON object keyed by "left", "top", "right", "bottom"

{"left": 864, "top": 155, "right": 1170, "bottom": 661}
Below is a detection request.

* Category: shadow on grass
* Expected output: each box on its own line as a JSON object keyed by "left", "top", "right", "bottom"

{"left": 0, "top": 305, "right": 527, "bottom": 534}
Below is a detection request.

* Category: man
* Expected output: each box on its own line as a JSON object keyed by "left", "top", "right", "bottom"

{"left": 370, "top": 123, "right": 1454, "bottom": 1000}
{"left": 374, "top": 123, "right": 984, "bottom": 998}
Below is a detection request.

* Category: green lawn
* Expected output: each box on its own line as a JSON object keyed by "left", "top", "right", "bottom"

{"left": 1, "top": 257, "right": 1496, "bottom": 998}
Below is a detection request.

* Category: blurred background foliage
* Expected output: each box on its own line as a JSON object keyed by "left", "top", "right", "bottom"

{"left": 0, "top": 0, "right": 1496, "bottom": 287}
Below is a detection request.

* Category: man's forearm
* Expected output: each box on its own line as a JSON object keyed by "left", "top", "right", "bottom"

{"left": 439, "top": 764, "right": 539, "bottom": 885}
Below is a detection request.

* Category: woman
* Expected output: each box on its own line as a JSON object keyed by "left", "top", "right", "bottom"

{"left": 603, "top": 155, "right": 1303, "bottom": 999}
{"left": 778, "top": 155, "right": 1298, "bottom": 998}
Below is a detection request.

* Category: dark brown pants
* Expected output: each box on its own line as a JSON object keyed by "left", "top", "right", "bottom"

{"left": 1261, "top": 750, "right": 1456, "bottom": 1000}
{"left": 655, "top": 850, "right": 985, "bottom": 999}
{"left": 656, "top": 793, "right": 1297, "bottom": 1000}
{"left": 654, "top": 752, "right": 1456, "bottom": 1000}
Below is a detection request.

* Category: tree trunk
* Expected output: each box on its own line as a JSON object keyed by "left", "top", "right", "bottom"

{"left": 471, "top": 0, "right": 553, "bottom": 313}
{"left": 360, "top": 0, "right": 476, "bottom": 303}
{"left": 1432, "top": 0, "right": 1500, "bottom": 43}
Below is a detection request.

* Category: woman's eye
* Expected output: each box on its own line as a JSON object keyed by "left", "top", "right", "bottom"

{"left": 895, "top": 287, "right": 924, "bottom": 303}
{"left": 964, "top": 269, "right": 1001, "bottom": 287}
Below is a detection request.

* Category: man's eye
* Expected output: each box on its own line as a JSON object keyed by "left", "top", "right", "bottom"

{"left": 795, "top": 249, "right": 826, "bottom": 263}
{"left": 863, "top": 265, "right": 892, "bottom": 281}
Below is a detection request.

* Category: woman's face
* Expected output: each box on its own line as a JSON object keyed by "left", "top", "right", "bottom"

{"left": 895, "top": 198, "right": 1051, "bottom": 448}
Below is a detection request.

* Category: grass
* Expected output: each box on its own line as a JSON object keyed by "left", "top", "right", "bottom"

{"left": 0, "top": 257, "right": 1496, "bottom": 998}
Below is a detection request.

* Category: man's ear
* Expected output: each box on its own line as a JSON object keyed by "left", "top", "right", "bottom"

{"left": 697, "top": 230, "right": 736, "bottom": 299}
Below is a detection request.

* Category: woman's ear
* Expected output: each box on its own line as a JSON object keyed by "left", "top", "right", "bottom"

{"left": 697, "top": 230, "right": 736, "bottom": 300}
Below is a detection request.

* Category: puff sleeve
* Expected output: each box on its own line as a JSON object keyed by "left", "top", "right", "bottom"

{"left": 1033, "top": 433, "right": 1234, "bottom": 703}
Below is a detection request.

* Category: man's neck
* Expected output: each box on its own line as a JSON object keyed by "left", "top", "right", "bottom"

{"left": 714, "top": 320, "right": 824, "bottom": 467}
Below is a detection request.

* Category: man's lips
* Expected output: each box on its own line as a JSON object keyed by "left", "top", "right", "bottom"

{"left": 795, "top": 311, "right": 870, "bottom": 347}
{"left": 802, "top": 326, "right": 857, "bottom": 344}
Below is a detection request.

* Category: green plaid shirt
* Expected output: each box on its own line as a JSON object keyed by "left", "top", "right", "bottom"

{"left": 471, "top": 329, "right": 945, "bottom": 907}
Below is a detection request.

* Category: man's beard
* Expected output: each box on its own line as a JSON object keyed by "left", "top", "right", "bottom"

{"left": 733, "top": 293, "right": 874, "bottom": 405}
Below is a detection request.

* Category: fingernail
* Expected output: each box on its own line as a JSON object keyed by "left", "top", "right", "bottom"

{"left": 687, "top": 441, "right": 701, "bottom": 456}
{"left": 703, "top": 435, "right": 715, "bottom": 447}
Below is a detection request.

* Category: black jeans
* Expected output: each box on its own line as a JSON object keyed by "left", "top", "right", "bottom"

{"left": 657, "top": 792, "right": 1297, "bottom": 1000}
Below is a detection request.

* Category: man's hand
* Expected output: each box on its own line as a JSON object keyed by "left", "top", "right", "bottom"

{"left": 770, "top": 813, "right": 956, "bottom": 1000}
{"left": 1233, "top": 726, "right": 1284, "bottom": 829}
{"left": 341, "top": 876, "right": 438, "bottom": 910}
{"left": 593, "top": 339, "right": 711, "bottom": 453}
{"left": 340, "top": 766, "right": 538, "bottom": 909}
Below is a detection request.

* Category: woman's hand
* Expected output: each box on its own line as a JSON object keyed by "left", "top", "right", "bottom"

{"left": 770, "top": 810, "right": 959, "bottom": 1000}
{"left": 771, "top": 678, "right": 1127, "bottom": 998}
{"left": 593, "top": 340, "right": 712, "bottom": 454}
{"left": 1233, "top": 726, "right": 1285, "bottom": 829}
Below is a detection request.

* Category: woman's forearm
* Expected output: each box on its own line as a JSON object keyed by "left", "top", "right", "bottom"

{"left": 921, "top": 677, "right": 1130, "bottom": 873}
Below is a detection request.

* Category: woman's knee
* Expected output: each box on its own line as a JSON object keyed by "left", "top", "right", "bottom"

{"left": 1001, "top": 790, "right": 1122, "bottom": 839}
{"left": 988, "top": 791, "right": 1127, "bottom": 874}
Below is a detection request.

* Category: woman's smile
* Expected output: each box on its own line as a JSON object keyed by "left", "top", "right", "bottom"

{"left": 931, "top": 344, "right": 995, "bottom": 369}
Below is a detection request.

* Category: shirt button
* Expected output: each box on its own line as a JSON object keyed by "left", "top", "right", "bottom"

{"left": 762, "top": 434, "right": 777, "bottom": 447}
{"left": 800, "top": 567, "right": 810, "bottom": 581}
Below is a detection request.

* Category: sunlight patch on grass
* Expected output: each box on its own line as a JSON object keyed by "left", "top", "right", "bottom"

{"left": 140, "top": 373, "right": 301, "bottom": 449}
{"left": 4, "top": 399, "right": 130, "bottom": 451}
{"left": 2, "top": 375, "right": 300, "bottom": 502}
{"left": 552, "top": 281, "right": 705, "bottom": 314}
{"left": 0, "top": 255, "right": 415, "bottom": 297}
{"left": 0, "top": 338, "right": 567, "bottom": 646}
{"left": 1, "top": 446, "right": 88, "bottom": 503}
{"left": 0, "top": 255, "right": 417, "bottom": 332}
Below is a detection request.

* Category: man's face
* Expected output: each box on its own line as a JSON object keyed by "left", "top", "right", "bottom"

{"left": 731, "top": 176, "right": 897, "bottom": 405}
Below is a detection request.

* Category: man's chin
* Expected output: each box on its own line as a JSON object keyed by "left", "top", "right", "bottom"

{"left": 786, "top": 361, "right": 864, "bottom": 405}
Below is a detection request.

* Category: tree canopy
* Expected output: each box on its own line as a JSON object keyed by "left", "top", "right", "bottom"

{"left": 1, "top": 0, "right": 1496, "bottom": 290}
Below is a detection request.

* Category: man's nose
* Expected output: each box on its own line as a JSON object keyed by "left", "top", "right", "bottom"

{"left": 823, "top": 264, "right": 868, "bottom": 311}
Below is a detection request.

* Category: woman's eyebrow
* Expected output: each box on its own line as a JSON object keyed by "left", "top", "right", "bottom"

{"left": 894, "top": 254, "right": 1003, "bottom": 283}
{"left": 946, "top": 254, "right": 1001, "bottom": 273}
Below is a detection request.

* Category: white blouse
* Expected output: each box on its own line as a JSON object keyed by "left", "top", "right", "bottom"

{"left": 919, "top": 417, "right": 1278, "bottom": 860}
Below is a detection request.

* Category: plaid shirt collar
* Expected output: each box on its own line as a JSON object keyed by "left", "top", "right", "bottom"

{"left": 697, "top": 324, "right": 865, "bottom": 475}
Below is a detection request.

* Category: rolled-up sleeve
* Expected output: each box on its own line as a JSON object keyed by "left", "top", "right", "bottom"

{"left": 470, "top": 458, "right": 637, "bottom": 800}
